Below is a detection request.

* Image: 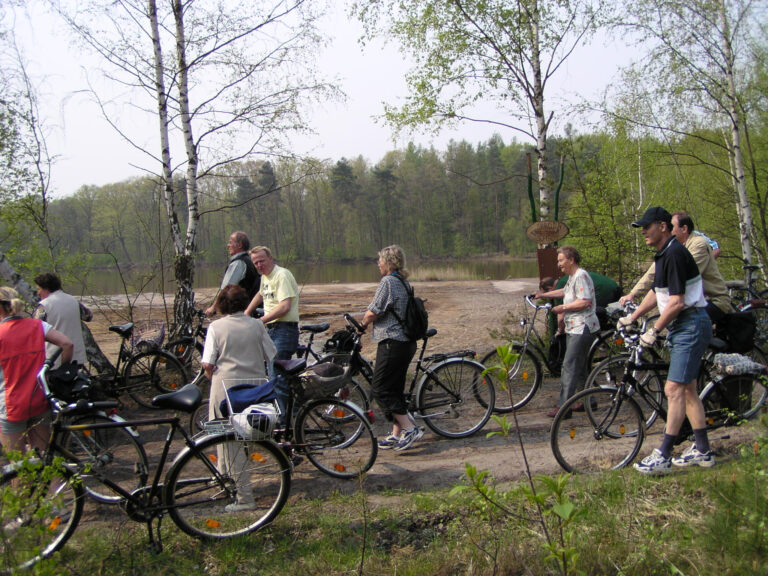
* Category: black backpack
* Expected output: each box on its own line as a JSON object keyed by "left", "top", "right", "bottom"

{"left": 391, "top": 274, "right": 429, "bottom": 341}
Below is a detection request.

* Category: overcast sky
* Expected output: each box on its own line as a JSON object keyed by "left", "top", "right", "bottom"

{"left": 11, "top": 3, "right": 631, "bottom": 197}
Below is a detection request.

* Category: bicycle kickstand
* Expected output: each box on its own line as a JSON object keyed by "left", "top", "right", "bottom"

{"left": 146, "top": 515, "right": 164, "bottom": 555}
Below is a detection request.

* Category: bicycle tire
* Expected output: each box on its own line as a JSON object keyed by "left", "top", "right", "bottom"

{"left": 417, "top": 358, "right": 495, "bottom": 438}
{"left": 61, "top": 413, "right": 149, "bottom": 504}
{"left": 700, "top": 373, "right": 768, "bottom": 428}
{"left": 166, "top": 338, "right": 208, "bottom": 387}
{"left": 550, "top": 386, "right": 645, "bottom": 474}
{"left": 480, "top": 346, "right": 541, "bottom": 413}
{"left": 586, "top": 353, "right": 665, "bottom": 430}
{"left": 295, "top": 398, "right": 378, "bottom": 479}
{"left": 123, "top": 350, "right": 188, "bottom": 408}
{"left": 0, "top": 459, "right": 84, "bottom": 572}
{"left": 166, "top": 433, "right": 290, "bottom": 540}
{"left": 189, "top": 399, "right": 211, "bottom": 435}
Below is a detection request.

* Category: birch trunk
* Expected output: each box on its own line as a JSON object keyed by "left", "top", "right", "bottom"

{"left": 720, "top": 0, "right": 754, "bottom": 264}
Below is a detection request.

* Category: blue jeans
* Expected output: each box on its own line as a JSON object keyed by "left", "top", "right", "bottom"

{"left": 267, "top": 322, "right": 299, "bottom": 425}
{"left": 667, "top": 308, "right": 712, "bottom": 384}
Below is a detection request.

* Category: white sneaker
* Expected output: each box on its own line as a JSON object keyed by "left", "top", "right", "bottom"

{"left": 633, "top": 448, "right": 672, "bottom": 476}
{"left": 393, "top": 427, "right": 423, "bottom": 452}
{"left": 672, "top": 444, "right": 715, "bottom": 468}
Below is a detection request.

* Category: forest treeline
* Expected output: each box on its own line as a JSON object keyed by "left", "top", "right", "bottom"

{"left": 2, "top": 126, "right": 766, "bottom": 294}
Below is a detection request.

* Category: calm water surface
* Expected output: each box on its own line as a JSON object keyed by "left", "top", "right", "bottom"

{"left": 79, "top": 258, "right": 538, "bottom": 295}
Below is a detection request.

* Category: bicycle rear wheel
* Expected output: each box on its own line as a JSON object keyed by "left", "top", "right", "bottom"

{"left": 61, "top": 413, "right": 148, "bottom": 504}
{"left": 124, "top": 350, "right": 188, "bottom": 408}
{"left": 166, "top": 433, "right": 290, "bottom": 540}
{"left": 701, "top": 373, "right": 768, "bottom": 427}
{"left": 0, "top": 459, "right": 84, "bottom": 572}
{"left": 550, "top": 387, "right": 645, "bottom": 474}
{"left": 166, "top": 338, "right": 208, "bottom": 387}
{"left": 418, "top": 358, "right": 495, "bottom": 438}
{"left": 296, "top": 398, "right": 377, "bottom": 479}
{"left": 480, "top": 347, "right": 539, "bottom": 413}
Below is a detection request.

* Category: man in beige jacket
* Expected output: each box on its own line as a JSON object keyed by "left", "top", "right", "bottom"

{"left": 620, "top": 211, "right": 731, "bottom": 322}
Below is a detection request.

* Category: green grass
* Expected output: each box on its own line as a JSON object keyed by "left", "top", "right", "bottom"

{"left": 27, "top": 420, "right": 768, "bottom": 576}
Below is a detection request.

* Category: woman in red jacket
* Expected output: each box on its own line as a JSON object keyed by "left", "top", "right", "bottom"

{"left": 0, "top": 286, "right": 73, "bottom": 455}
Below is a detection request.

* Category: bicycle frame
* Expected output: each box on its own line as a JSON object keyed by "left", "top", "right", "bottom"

{"left": 508, "top": 295, "right": 557, "bottom": 375}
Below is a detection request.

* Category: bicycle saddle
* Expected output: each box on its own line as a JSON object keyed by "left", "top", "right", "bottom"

{"left": 300, "top": 322, "right": 330, "bottom": 333}
{"left": 273, "top": 358, "right": 307, "bottom": 376}
{"left": 109, "top": 322, "right": 134, "bottom": 337}
{"left": 151, "top": 383, "right": 202, "bottom": 412}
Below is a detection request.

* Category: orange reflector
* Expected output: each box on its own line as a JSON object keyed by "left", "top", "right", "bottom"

{"left": 49, "top": 516, "right": 61, "bottom": 530}
{"left": 522, "top": 371, "right": 529, "bottom": 380}
{"left": 332, "top": 409, "right": 347, "bottom": 418}
{"left": 170, "top": 383, "right": 178, "bottom": 389}
{"left": 707, "top": 417, "right": 714, "bottom": 425}
{"left": 208, "top": 454, "right": 218, "bottom": 464}
{"left": 569, "top": 428, "right": 575, "bottom": 439}
{"left": 251, "top": 453, "right": 267, "bottom": 463}
{"left": 334, "top": 463, "right": 346, "bottom": 472}
{"left": 83, "top": 430, "right": 92, "bottom": 437}
{"left": 619, "top": 424, "right": 626, "bottom": 435}
{"left": 206, "top": 519, "right": 221, "bottom": 528}
{"left": 615, "top": 339, "right": 624, "bottom": 346}
{"left": 158, "top": 358, "right": 166, "bottom": 364}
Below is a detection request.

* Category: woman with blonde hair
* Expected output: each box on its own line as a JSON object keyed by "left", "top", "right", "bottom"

{"left": 359, "top": 245, "right": 422, "bottom": 452}
{"left": 0, "top": 286, "right": 73, "bottom": 454}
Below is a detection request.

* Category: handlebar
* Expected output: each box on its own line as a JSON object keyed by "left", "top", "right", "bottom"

{"left": 525, "top": 294, "right": 553, "bottom": 310}
{"left": 343, "top": 313, "right": 365, "bottom": 333}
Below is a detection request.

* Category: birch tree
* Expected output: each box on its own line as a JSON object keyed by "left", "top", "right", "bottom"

{"left": 353, "top": 0, "right": 607, "bottom": 219}
{"left": 51, "top": 0, "right": 334, "bottom": 325}
{"left": 613, "top": 0, "right": 765, "bottom": 264}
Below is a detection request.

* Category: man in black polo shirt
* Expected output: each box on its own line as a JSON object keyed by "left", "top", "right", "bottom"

{"left": 619, "top": 207, "right": 715, "bottom": 474}
{"left": 205, "top": 231, "right": 260, "bottom": 317}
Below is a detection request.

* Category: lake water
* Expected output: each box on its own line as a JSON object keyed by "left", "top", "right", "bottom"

{"left": 81, "top": 258, "right": 538, "bottom": 295}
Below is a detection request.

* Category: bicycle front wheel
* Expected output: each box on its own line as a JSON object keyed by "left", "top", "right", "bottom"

{"left": 417, "top": 358, "right": 495, "bottom": 438}
{"left": 296, "top": 398, "right": 378, "bottom": 479}
{"left": 0, "top": 460, "right": 84, "bottom": 572}
{"left": 586, "top": 353, "right": 665, "bottom": 430}
{"left": 166, "top": 434, "right": 290, "bottom": 540}
{"left": 123, "top": 350, "right": 188, "bottom": 408}
{"left": 551, "top": 387, "right": 645, "bottom": 474}
{"left": 61, "top": 413, "right": 148, "bottom": 504}
{"left": 480, "top": 346, "right": 541, "bottom": 413}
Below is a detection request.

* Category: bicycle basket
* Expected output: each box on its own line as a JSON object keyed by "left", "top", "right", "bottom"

{"left": 323, "top": 329, "right": 356, "bottom": 354}
{"left": 300, "top": 362, "right": 348, "bottom": 398}
{"left": 131, "top": 320, "right": 166, "bottom": 352}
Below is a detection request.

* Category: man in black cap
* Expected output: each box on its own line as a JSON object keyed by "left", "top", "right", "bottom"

{"left": 618, "top": 206, "right": 715, "bottom": 474}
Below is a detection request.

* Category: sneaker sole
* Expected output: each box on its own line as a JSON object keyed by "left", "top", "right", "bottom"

{"left": 633, "top": 464, "right": 673, "bottom": 476}
{"left": 672, "top": 457, "right": 715, "bottom": 468}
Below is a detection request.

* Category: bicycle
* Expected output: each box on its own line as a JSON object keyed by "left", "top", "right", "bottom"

{"left": 86, "top": 321, "right": 189, "bottom": 409}
{"left": 550, "top": 326, "right": 768, "bottom": 474}
{"left": 165, "top": 305, "right": 209, "bottom": 388}
{"left": 343, "top": 313, "right": 495, "bottom": 438}
{"left": 0, "top": 355, "right": 291, "bottom": 573}
{"left": 726, "top": 264, "right": 768, "bottom": 307}
{"left": 728, "top": 264, "right": 768, "bottom": 349}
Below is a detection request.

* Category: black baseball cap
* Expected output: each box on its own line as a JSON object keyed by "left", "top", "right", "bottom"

{"left": 632, "top": 206, "right": 673, "bottom": 228}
